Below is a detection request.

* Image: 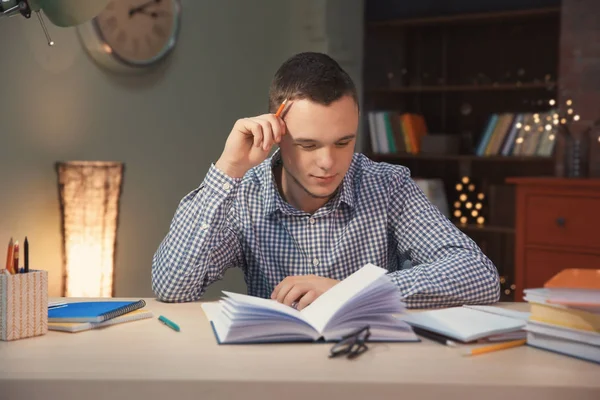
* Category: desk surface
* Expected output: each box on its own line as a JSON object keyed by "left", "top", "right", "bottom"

{"left": 1, "top": 299, "right": 598, "bottom": 400}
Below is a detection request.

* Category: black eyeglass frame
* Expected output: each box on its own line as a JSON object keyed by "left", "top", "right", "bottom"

{"left": 328, "top": 325, "right": 371, "bottom": 359}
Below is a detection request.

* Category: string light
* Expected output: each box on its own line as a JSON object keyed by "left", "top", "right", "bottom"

{"left": 454, "top": 178, "right": 486, "bottom": 226}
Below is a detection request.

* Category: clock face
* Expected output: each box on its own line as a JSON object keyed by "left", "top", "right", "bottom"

{"left": 93, "top": 0, "right": 180, "bottom": 66}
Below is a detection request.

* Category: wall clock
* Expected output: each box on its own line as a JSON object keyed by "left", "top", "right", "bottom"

{"left": 76, "top": 0, "right": 181, "bottom": 73}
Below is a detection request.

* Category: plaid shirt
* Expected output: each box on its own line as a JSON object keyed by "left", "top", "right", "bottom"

{"left": 152, "top": 150, "right": 500, "bottom": 308}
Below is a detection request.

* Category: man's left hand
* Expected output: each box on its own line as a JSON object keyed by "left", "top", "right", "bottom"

{"left": 271, "top": 275, "right": 340, "bottom": 310}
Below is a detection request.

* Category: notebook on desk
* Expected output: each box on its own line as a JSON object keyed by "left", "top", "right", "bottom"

{"left": 48, "top": 309, "right": 154, "bottom": 333}
{"left": 400, "top": 306, "right": 526, "bottom": 343}
{"left": 48, "top": 299, "right": 146, "bottom": 323}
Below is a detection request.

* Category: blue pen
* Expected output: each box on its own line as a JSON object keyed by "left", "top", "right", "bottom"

{"left": 158, "top": 315, "right": 180, "bottom": 332}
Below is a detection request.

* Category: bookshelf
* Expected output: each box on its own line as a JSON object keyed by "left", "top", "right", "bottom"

{"left": 362, "top": 2, "right": 561, "bottom": 300}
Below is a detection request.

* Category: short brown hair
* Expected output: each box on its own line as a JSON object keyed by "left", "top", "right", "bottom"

{"left": 268, "top": 52, "right": 358, "bottom": 113}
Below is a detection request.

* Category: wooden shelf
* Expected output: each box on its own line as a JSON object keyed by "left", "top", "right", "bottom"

{"left": 456, "top": 224, "right": 515, "bottom": 235}
{"left": 368, "top": 153, "right": 554, "bottom": 163}
{"left": 367, "top": 6, "right": 560, "bottom": 28}
{"left": 367, "top": 82, "right": 556, "bottom": 94}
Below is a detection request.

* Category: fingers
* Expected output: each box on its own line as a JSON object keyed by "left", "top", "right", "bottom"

{"left": 235, "top": 113, "right": 287, "bottom": 153}
{"left": 271, "top": 277, "right": 288, "bottom": 300}
{"left": 282, "top": 286, "right": 305, "bottom": 307}
{"left": 256, "top": 114, "right": 285, "bottom": 150}
{"left": 296, "top": 290, "right": 318, "bottom": 311}
{"left": 256, "top": 119, "right": 275, "bottom": 151}
{"left": 249, "top": 120, "right": 264, "bottom": 148}
{"left": 275, "top": 281, "right": 295, "bottom": 305}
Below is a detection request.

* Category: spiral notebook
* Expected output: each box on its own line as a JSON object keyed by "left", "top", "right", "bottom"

{"left": 48, "top": 299, "right": 146, "bottom": 323}
{"left": 48, "top": 309, "right": 154, "bottom": 333}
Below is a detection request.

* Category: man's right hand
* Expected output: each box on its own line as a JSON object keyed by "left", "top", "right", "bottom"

{"left": 215, "top": 113, "right": 286, "bottom": 178}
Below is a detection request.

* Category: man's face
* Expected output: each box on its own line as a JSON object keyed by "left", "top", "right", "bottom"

{"left": 278, "top": 95, "right": 359, "bottom": 201}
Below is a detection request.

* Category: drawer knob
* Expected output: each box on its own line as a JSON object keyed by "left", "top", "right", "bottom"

{"left": 556, "top": 217, "right": 566, "bottom": 227}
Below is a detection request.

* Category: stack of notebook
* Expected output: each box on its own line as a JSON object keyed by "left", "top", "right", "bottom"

{"left": 48, "top": 299, "right": 153, "bottom": 333}
{"left": 523, "top": 269, "right": 600, "bottom": 364}
{"left": 399, "top": 305, "right": 527, "bottom": 345}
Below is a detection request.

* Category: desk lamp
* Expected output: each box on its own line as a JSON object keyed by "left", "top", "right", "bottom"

{"left": 0, "top": 0, "right": 109, "bottom": 45}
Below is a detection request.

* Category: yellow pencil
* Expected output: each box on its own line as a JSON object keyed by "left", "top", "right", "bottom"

{"left": 462, "top": 339, "right": 526, "bottom": 357}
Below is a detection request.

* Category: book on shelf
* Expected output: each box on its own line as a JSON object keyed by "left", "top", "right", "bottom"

{"left": 201, "top": 263, "right": 419, "bottom": 344}
{"left": 476, "top": 110, "right": 558, "bottom": 157}
{"left": 523, "top": 268, "right": 600, "bottom": 365}
{"left": 367, "top": 111, "right": 427, "bottom": 154}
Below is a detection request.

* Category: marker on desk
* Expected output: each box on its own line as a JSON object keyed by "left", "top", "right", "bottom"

{"left": 158, "top": 315, "right": 180, "bottom": 332}
{"left": 413, "top": 327, "right": 457, "bottom": 347}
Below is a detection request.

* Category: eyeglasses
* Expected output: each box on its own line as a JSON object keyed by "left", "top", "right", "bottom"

{"left": 329, "top": 325, "right": 371, "bottom": 359}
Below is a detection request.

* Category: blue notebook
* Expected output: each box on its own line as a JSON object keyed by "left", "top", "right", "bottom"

{"left": 48, "top": 299, "right": 146, "bottom": 323}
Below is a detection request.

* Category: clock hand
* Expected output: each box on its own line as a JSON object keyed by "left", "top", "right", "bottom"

{"left": 129, "top": 0, "right": 161, "bottom": 18}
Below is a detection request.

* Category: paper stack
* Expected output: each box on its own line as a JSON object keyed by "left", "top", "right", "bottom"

{"left": 523, "top": 269, "right": 600, "bottom": 364}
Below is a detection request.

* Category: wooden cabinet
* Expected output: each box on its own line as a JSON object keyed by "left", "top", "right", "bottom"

{"left": 507, "top": 178, "right": 600, "bottom": 300}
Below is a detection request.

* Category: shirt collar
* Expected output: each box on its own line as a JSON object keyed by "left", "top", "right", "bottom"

{"left": 262, "top": 149, "right": 356, "bottom": 216}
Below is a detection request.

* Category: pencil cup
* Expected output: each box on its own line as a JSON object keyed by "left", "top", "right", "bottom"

{"left": 0, "top": 270, "right": 48, "bottom": 341}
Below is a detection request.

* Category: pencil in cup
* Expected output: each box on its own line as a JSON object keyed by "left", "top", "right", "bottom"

{"left": 462, "top": 339, "right": 526, "bottom": 357}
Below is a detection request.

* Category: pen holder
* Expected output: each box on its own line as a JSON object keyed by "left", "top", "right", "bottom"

{"left": 0, "top": 270, "right": 48, "bottom": 341}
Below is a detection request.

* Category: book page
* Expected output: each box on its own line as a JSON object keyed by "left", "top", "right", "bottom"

{"left": 221, "top": 291, "right": 311, "bottom": 324}
{"left": 300, "top": 263, "right": 387, "bottom": 333}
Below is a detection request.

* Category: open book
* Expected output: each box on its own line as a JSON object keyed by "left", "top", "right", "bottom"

{"left": 201, "top": 264, "right": 419, "bottom": 344}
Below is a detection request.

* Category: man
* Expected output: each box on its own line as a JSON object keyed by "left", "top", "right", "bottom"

{"left": 152, "top": 52, "right": 500, "bottom": 309}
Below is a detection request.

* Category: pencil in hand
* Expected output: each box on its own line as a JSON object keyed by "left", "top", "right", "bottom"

{"left": 274, "top": 99, "right": 288, "bottom": 118}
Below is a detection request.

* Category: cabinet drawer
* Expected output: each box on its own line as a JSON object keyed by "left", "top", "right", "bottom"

{"left": 524, "top": 248, "right": 600, "bottom": 291}
{"left": 525, "top": 195, "right": 600, "bottom": 249}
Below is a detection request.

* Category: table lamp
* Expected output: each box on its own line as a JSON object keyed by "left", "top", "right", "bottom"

{"left": 55, "top": 161, "right": 124, "bottom": 297}
{"left": 1, "top": 0, "right": 110, "bottom": 45}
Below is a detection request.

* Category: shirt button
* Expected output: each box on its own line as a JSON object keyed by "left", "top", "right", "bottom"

{"left": 223, "top": 182, "right": 231, "bottom": 191}
{"left": 312, "top": 258, "right": 320, "bottom": 267}
{"left": 309, "top": 218, "right": 316, "bottom": 225}
{"left": 201, "top": 223, "right": 209, "bottom": 231}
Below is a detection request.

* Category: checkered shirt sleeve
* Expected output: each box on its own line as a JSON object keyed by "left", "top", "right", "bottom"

{"left": 386, "top": 173, "right": 500, "bottom": 308}
{"left": 151, "top": 164, "right": 244, "bottom": 302}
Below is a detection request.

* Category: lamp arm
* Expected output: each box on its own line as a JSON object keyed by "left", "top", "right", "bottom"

{"left": 1, "top": 0, "right": 110, "bottom": 46}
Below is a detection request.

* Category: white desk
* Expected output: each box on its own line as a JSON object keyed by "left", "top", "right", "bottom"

{"left": 0, "top": 299, "right": 598, "bottom": 400}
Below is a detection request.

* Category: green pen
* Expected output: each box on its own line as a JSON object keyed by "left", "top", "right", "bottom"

{"left": 158, "top": 315, "right": 180, "bottom": 332}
